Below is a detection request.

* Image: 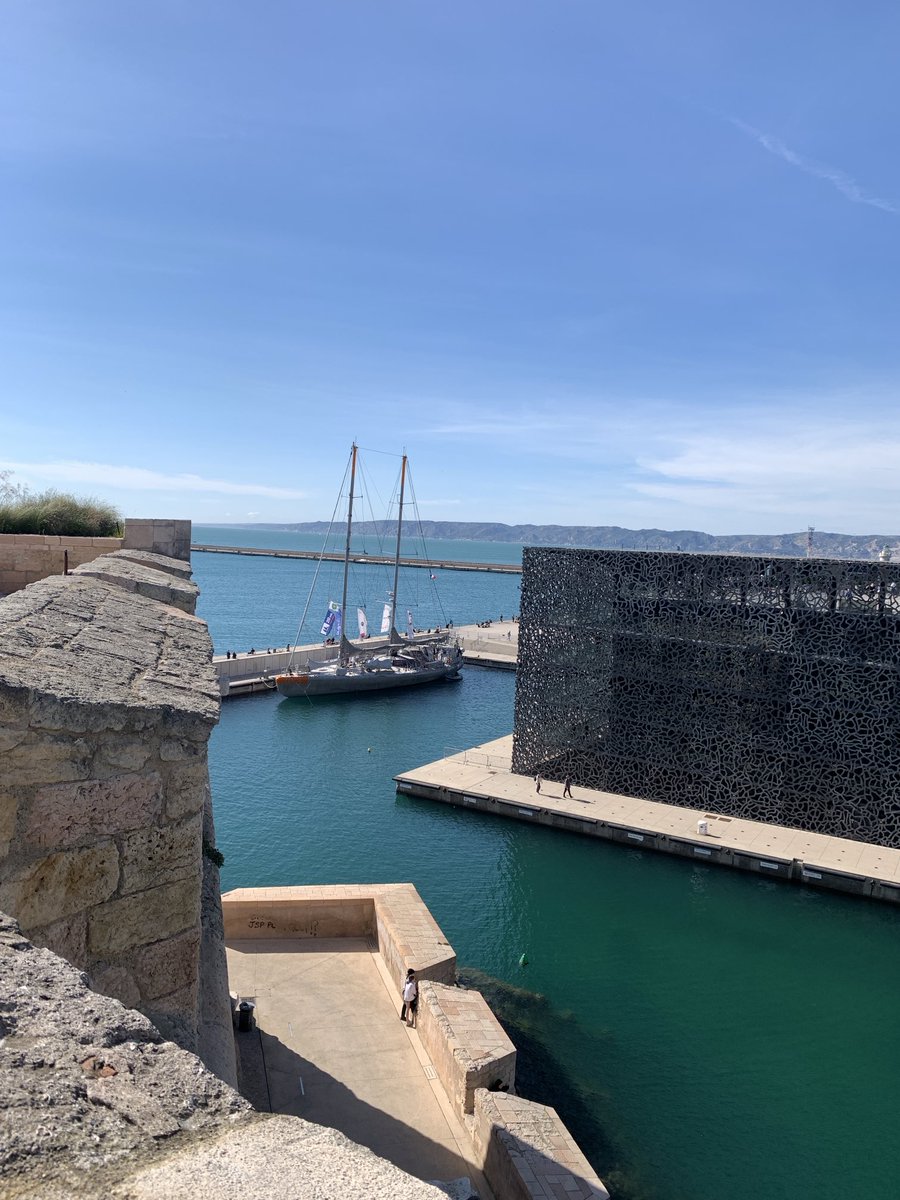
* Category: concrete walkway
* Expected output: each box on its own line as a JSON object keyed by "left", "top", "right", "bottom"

{"left": 226, "top": 937, "right": 491, "bottom": 1194}
{"left": 396, "top": 735, "right": 900, "bottom": 903}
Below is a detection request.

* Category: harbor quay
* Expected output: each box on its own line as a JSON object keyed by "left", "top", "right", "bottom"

{"left": 213, "top": 620, "right": 520, "bottom": 697}
{"left": 223, "top": 883, "right": 609, "bottom": 1200}
{"left": 395, "top": 736, "right": 900, "bottom": 905}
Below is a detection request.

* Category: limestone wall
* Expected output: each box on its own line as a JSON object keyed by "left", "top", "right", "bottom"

{"left": 0, "top": 519, "right": 192, "bottom": 595}
{"left": 417, "top": 981, "right": 516, "bottom": 1115}
{"left": 122, "top": 518, "right": 192, "bottom": 562}
{"left": 473, "top": 1089, "right": 610, "bottom": 1200}
{"left": 0, "top": 549, "right": 235, "bottom": 1086}
{"left": 0, "top": 533, "right": 123, "bottom": 593}
{"left": 222, "top": 884, "right": 457, "bottom": 991}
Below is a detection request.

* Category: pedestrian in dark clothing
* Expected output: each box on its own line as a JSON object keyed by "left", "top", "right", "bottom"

{"left": 535, "top": 774, "right": 542, "bottom": 794}
{"left": 563, "top": 775, "right": 573, "bottom": 798}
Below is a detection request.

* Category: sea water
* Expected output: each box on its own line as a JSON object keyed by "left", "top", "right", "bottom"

{"left": 194, "top": 528, "right": 900, "bottom": 1200}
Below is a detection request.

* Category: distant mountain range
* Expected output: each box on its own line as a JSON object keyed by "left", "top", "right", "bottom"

{"left": 221, "top": 521, "right": 899, "bottom": 561}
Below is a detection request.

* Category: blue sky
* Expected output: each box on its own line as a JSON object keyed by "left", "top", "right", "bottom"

{"left": 2, "top": 1, "right": 899, "bottom": 534}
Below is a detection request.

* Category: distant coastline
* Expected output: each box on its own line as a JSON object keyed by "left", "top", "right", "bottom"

{"left": 202, "top": 521, "right": 900, "bottom": 561}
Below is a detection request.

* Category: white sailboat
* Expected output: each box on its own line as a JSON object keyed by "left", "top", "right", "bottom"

{"left": 275, "top": 444, "right": 463, "bottom": 698}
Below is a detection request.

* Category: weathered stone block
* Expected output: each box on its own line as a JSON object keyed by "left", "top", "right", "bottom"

{"left": 0, "top": 792, "right": 17, "bottom": 858}
{"left": 95, "top": 736, "right": 153, "bottom": 772}
{"left": 1, "top": 734, "right": 93, "bottom": 786}
{"left": 133, "top": 931, "right": 200, "bottom": 1001}
{"left": 0, "top": 844, "right": 119, "bottom": 928}
{"left": 29, "top": 911, "right": 88, "bottom": 966}
{"left": 119, "top": 817, "right": 201, "bottom": 895}
{"left": 25, "top": 773, "right": 163, "bottom": 850}
{"left": 88, "top": 878, "right": 200, "bottom": 955}
{"left": 91, "top": 963, "right": 141, "bottom": 1009}
{"left": 160, "top": 737, "right": 205, "bottom": 762}
{"left": 165, "top": 764, "right": 211, "bottom": 820}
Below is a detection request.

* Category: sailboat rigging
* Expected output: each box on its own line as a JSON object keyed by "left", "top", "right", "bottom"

{"left": 275, "top": 444, "right": 463, "bottom": 698}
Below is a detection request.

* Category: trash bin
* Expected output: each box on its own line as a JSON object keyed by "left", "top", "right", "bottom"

{"left": 697, "top": 819, "right": 709, "bottom": 836}
{"left": 238, "top": 1000, "right": 255, "bottom": 1033}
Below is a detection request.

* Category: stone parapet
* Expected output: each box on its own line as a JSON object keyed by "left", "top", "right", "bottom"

{"left": 221, "top": 883, "right": 457, "bottom": 991}
{"left": 417, "top": 980, "right": 516, "bottom": 1114}
{"left": 474, "top": 1089, "right": 610, "bottom": 1200}
{"left": 73, "top": 553, "right": 199, "bottom": 614}
{"left": 0, "top": 556, "right": 233, "bottom": 1085}
{"left": 122, "top": 518, "right": 192, "bottom": 562}
{"left": 0, "top": 533, "right": 122, "bottom": 593}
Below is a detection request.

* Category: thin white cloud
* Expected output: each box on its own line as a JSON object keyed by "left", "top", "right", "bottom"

{"left": 730, "top": 117, "right": 897, "bottom": 214}
{"left": 1, "top": 459, "right": 307, "bottom": 500}
{"left": 422, "top": 419, "right": 562, "bottom": 437}
{"left": 633, "top": 421, "right": 900, "bottom": 528}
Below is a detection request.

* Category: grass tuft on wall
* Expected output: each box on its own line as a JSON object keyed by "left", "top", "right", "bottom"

{"left": 0, "top": 491, "right": 124, "bottom": 537}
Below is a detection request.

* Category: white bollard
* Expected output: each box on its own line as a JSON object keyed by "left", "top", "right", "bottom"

{"left": 697, "top": 819, "right": 709, "bottom": 836}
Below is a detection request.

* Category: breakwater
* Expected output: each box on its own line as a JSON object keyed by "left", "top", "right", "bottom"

{"left": 192, "top": 543, "right": 521, "bottom": 574}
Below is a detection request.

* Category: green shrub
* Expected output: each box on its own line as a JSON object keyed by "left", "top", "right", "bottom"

{"left": 0, "top": 490, "right": 124, "bottom": 537}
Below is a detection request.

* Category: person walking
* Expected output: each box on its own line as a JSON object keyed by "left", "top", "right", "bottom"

{"left": 534, "top": 773, "right": 542, "bottom": 794}
{"left": 563, "top": 774, "right": 573, "bottom": 799}
{"left": 400, "top": 969, "right": 418, "bottom": 1026}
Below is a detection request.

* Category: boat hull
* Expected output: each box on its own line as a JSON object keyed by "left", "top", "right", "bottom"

{"left": 275, "top": 662, "right": 460, "bottom": 698}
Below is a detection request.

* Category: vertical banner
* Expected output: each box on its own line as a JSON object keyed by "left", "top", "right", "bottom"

{"left": 407, "top": 609, "right": 414, "bottom": 640}
{"left": 333, "top": 606, "right": 343, "bottom": 641}
{"left": 321, "top": 600, "right": 340, "bottom": 638}
{"left": 357, "top": 607, "right": 368, "bottom": 638}
{"left": 381, "top": 603, "right": 391, "bottom": 634}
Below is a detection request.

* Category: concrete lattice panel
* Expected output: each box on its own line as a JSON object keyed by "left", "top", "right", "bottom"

{"left": 512, "top": 549, "right": 900, "bottom": 847}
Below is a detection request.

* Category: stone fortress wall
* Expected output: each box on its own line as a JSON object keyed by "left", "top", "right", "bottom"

{"left": 0, "top": 543, "right": 235, "bottom": 1085}
{"left": 0, "top": 518, "right": 191, "bottom": 595}
{"left": 514, "top": 548, "right": 900, "bottom": 847}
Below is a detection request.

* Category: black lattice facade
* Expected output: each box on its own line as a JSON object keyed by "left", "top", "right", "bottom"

{"left": 512, "top": 549, "right": 900, "bottom": 847}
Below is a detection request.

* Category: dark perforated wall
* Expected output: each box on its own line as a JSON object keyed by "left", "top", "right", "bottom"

{"left": 511, "top": 549, "right": 900, "bottom": 847}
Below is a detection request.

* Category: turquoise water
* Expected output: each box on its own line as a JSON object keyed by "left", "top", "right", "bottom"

{"left": 192, "top": 524, "right": 522, "bottom": 652}
{"left": 195, "top": 536, "right": 900, "bottom": 1200}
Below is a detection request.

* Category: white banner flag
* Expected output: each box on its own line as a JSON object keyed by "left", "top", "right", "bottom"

{"left": 407, "top": 609, "right": 414, "bottom": 640}
{"left": 357, "top": 607, "right": 368, "bottom": 638}
{"left": 381, "top": 603, "right": 391, "bottom": 634}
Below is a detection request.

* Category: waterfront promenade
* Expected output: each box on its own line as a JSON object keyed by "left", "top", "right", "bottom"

{"left": 396, "top": 736, "right": 900, "bottom": 904}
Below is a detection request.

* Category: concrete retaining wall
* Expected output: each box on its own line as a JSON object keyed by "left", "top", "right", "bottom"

{"left": 0, "top": 549, "right": 235, "bottom": 1087}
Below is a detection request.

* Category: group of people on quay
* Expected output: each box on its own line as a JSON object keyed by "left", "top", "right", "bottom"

{"left": 221, "top": 613, "right": 519, "bottom": 658}
{"left": 223, "top": 646, "right": 293, "bottom": 658}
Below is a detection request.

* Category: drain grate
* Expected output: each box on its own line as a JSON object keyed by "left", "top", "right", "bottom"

{"left": 423, "top": 1064, "right": 437, "bottom": 1080}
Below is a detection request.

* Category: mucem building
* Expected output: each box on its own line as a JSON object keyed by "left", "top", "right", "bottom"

{"left": 512, "top": 549, "right": 900, "bottom": 848}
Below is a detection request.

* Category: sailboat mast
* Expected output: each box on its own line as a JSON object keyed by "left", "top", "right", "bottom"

{"left": 339, "top": 443, "right": 358, "bottom": 666}
{"left": 389, "top": 454, "right": 407, "bottom": 641}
